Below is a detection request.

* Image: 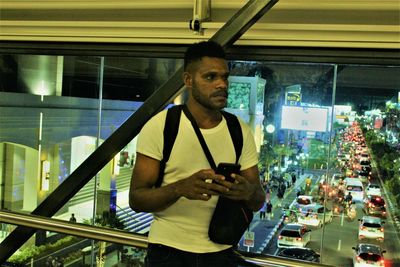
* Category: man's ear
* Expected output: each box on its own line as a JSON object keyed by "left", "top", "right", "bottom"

{"left": 183, "top": 72, "right": 192, "bottom": 87}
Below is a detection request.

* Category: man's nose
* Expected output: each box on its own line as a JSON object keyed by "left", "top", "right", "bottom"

{"left": 216, "top": 77, "right": 228, "bottom": 89}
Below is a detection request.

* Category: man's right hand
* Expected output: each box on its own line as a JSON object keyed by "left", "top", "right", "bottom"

{"left": 173, "top": 169, "right": 229, "bottom": 201}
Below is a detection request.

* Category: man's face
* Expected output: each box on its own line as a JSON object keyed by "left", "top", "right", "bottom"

{"left": 185, "top": 56, "right": 229, "bottom": 110}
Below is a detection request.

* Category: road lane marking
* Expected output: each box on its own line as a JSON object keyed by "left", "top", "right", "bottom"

{"left": 341, "top": 212, "right": 344, "bottom": 226}
{"left": 337, "top": 239, "right": 341, "bottom": 251}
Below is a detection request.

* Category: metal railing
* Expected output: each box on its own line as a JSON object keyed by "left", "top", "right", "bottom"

{"left": 0, "top": 210, "right": 332, "bottom": 267}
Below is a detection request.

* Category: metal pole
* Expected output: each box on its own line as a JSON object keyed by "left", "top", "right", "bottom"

{"left": 320, "top": 64, "right": 338, "bottom": 263}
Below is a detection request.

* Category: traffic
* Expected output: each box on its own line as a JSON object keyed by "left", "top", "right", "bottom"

{"left": 240, "top": 121, "right": 400, "bottom": 267}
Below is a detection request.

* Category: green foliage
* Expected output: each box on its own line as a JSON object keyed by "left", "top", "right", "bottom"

{"left": 227, "top": 82, "right": 251, "bottom": 109}
{"left": 386, "top": 176, "right": 400, "bottom": 196}
{"left": 9, "top": 236, "right": 78, "bottom": 264}
{"left": 96, "top": 211, "right": 125, "bottom": 229}
{"left": 365, "top": 129, "right": 400, "bottom": 206}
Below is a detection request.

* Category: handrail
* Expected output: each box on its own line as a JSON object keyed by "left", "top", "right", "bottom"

{"left": 0, "top": 210, "right": 333, "bottom": 267}
{"left": 0, "top": 210, "right": 147, "bottom": 249}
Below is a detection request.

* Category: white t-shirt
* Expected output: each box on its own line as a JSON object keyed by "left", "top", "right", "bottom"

{"left": 136, "top": 108, "right": 258, "bottom": 253}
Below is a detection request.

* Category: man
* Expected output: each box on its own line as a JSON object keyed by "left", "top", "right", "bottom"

{"left": 69, "top": 213, "right": 76, "bottom": 223}
{"left": 129, "top": 41, "right": 265, "bottom": 267}
{"left": 345, "top": 192, "right": 353, "bottom": 205}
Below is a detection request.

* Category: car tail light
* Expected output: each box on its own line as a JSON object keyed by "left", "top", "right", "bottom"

{"left": 360, "top": 226, "right": 365, "bottom": 230}
{"left": 356, "top": 256, "right": 362, "bottom": 263}
{"left": 296, "top": 237, "right": 302, "bottom": 241}
{"left": 278, "top": 235, "right": 282, "bottom": 240}
{"left": 380, "top": 227, "right": 384, "bottom": 232}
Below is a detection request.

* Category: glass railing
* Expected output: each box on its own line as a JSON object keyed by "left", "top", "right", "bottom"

{"left": 1, "top": 54, "right": 399, "bottom": 266}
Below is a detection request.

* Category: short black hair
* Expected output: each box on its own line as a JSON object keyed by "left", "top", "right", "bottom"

{"left": 184, "top": 41, "right": 226, "bottom": 71}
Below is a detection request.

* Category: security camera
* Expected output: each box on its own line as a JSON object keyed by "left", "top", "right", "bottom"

{"left": 189, "top": 18, "right": 201, "bottom": 32}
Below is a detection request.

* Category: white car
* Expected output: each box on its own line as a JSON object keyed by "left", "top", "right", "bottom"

{"left": 289, "top": 195, "right": 316, "bottom": 212}
{"left": 297, "top": 204, "right": 333, "bottom": 228}
{"left": 352, "top": 243, "right": 386, "bottom": 267}
{"left": 358, "top": 216, "right": 384, "bottom": 242}
{"left": 366, "top": 183, "right": 382, "bottom": 197}
{"left": 277, "top": 223, "right": 311, "bottom": 248}
{"left": 344, "top": 178, "right": 365, "bottom": 203}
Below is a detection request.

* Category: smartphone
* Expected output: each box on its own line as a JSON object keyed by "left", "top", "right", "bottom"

{"left": 216, "top": 163, "right": 241, "bottom": 183}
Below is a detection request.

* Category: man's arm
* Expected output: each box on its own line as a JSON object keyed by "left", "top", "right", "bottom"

{"left": 129, "top": 152, "right": 229, "bottom": 213}
{"left": 129, "top": 153, "right": 181, "bottom": 212}
{"left": 240, "top": 165, "right": 266, "bottom": 211}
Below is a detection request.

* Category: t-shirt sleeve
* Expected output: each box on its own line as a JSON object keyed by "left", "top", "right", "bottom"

{"left": 136, "top": 110, "right": 166, "bottom": 161}
{"left": 238, "top": 119, "right": 259, "bottom": 170}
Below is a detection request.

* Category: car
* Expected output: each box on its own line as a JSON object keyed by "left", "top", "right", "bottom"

{"left": 352, "top": 243, "right": 386, "bottom": 267}
{"left": 289, "top": 195, "right": 316, "bottom": 211}
{"left": 358, "top": 216, "right": 385, "bottom": 242}
{"left": 356, "top": 170, "right": 370, "bottom": 184}
{"left": 359, "top": 153, "right": 370, "bottom": 160}
{"left": 363, "top": 195, "right": 387, "bottom": 218}
{"left": 277, "top": 247, "right": 320, "bottom": 263}
{"left": 366, "top": 183, "right": 382, "bottom": 197}
{"left": 297, "top": 203, "right": 333, "bottom": 227}
{"left": 359, "top": 160, "right": 372, "bottom": 174}
{"left": 344, "top": 178, "right": 365, "bottom": 203}
{"left": 360, "top": 159, "right": 371, "bottom": 167}
{"left": 277, "top": 223, "right": 311, "bottom": 248}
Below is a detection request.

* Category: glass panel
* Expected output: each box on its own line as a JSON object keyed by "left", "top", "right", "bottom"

{"left": 1, "top": 51, "right": 399, "bottom": 267}
{"left": 232, "top": 62, "right": 334, "bottom": 265}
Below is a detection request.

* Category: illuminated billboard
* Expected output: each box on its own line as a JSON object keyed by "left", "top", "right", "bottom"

{"left": 281, "top": 106, "right": 328, "bottom": 132}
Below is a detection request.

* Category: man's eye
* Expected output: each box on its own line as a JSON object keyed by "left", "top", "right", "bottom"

{"left": 205, "top": 74, "right": 216, "bottom": 80}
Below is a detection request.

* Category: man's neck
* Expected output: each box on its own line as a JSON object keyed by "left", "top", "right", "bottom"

{"left": 185, "top": 102, "right": 222, "bottom": 129}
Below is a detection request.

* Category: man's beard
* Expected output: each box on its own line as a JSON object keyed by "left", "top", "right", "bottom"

{"left": 191, "top": 82, "right": 227, "bottom": 110}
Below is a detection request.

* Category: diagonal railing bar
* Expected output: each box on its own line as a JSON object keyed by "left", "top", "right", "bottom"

{"left": 0, "top": 0, "right": 279, "bottom": 262}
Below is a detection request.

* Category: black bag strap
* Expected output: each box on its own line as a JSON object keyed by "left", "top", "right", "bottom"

{"left": 221, "top": 110, "right": 242, "bottom": 164}
{"left": 155, "top": 104, "right": 243, "bottom": 187}
{"left": 182, "top": 105, "right": 217, "bottom": 170}
{"left": 155, "top": 105, "right": 183, "bottom": 187}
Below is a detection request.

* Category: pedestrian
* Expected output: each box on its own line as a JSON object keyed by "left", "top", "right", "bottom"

{"left": 296, "top": 188, "right": 302, "bottom": 197}
{"left": 279, "top": 181, "right": 286, "bottom": 198}
{"left": 266, "top": 200, "right": 273, "bottom": 220}
{"left": 69, "top": 213, "right": 76, "bottom": 222}
{"left": 129, "top": 41, "right": 265, "bottom": 267}
{"left": 265, "top": 182, "right": 271, "bottom": 202}
{"left": 259, "top": 200, "right": 267, "bottom": 220}
{"left": 291, "top": 173, "right": 296, "bottom": 185}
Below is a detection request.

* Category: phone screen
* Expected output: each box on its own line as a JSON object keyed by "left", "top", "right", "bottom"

{"left": 216, "top": 163, "right": 241, "bottom": 182}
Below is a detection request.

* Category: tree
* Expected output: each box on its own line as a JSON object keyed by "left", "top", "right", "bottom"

{"left": 273, "top": 144, "right": 295, "bottom": 170}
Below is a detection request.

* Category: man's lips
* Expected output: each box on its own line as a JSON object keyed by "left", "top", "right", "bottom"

{"left": 212, "top": 91, "right": 228, "bottom": 98}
